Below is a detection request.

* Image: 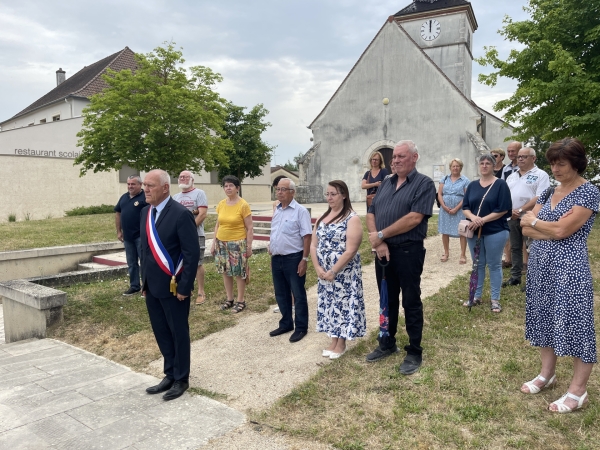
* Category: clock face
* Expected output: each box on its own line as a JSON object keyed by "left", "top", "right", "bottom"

{"left": 420, "top": 19, "right": 441, "bottom": 41}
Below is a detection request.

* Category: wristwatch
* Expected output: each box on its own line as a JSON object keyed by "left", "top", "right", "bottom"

{"left": 377, "top": 231, "right": 384, "bottom": 239}
{"left": 518, "top": 208, "right": 523, "bottom": 214}
{"left": 531, "top": 219, "right": 538, "bottom": 227}
{"left": 302, "top": 256, "right": 309, "bottom": 262}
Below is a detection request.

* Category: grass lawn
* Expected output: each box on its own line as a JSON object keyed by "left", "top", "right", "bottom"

{"left": 0, "top": 214, "right": 218, "bottom": 252}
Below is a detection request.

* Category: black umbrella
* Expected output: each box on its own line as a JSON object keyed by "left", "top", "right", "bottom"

{"left": 378, "top": 258, "right": 390, "bottom": 338}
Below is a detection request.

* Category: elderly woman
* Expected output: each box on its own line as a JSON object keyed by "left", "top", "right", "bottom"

{"left": 362, "top": 151, "right": 389, "bottom": 207}
{"left": 311, "top": 180, "right": 365, "bottom": 359}
{"left": 462, "top": 154, "right": 512, "bottom": 312}
{"left": 491, "top": 148, "right": 506, "bottom": 178}
{"left": 211, "top": 175, "right": 253, "bottom": 314}
{"left": 519, "top": 138, "right": 599, "bottom": 413}
{"left": 437, "top": 158, "right": 470, "bottom": 263}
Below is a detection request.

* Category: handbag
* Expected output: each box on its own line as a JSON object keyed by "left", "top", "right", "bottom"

{"left": 366, "top": 171, "right": 376, "bottom": 207}
{"left": 458, "top": 179, "right": 496, "bottom": 238}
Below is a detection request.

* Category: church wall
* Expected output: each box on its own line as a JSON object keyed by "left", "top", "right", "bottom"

{"left": 309, "top": 21, "right": 485, "bottom": 202}
{"left": 483, "top": 114, "right": 515, "bottom": 155}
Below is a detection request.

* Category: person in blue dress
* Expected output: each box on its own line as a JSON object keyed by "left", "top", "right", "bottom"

{"left": 437, "top": 159, "right": 470, "bottom": 264}
{"left": 311, "top": 180, "right": 366, "bottom": 360}
{"left": 519, "top": 138, "right": 599, "bottom": 413}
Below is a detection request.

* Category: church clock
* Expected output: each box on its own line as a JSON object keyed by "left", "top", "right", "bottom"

{"left": 420, "top": 19, "right": 441, "bottom": 41}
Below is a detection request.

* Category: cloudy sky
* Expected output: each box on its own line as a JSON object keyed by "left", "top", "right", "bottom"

{"left": 0, "top": 0, "right": 529, "bottom": 165}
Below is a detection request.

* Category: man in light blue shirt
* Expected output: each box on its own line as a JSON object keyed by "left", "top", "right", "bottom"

{"left": 269, "top": 178, "right": 312, "bottom": 343}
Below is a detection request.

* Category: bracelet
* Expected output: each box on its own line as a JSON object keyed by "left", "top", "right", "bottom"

{"left": 330, "top": 269, "right": 338, "bottom": 276}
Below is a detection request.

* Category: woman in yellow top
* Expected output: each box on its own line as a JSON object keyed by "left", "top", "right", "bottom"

{"left": 211, "top": 175, "right": 254, "bottom": 313}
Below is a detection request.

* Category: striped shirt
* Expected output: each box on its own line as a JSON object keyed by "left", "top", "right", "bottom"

{"left": 369, "top": 168, "right": 435, "bottom": 245}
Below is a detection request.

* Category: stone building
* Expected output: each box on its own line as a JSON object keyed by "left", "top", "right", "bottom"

{"left": 0, "top": 48, "right": 269, "bottom": 222}
{"left": 300, "top": 0, "right": 513, "bottom": 203}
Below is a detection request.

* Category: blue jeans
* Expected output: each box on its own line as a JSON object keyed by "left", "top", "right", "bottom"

{"left": 467, "top": 230, "right": 509, "bottom": 301}
{"left": 124, "top": 237, "right": 142, "bottom": 290}
{"left": 375, "top": 241, "right": 426, "bottom": 356}
{"left": 271, "top": 251, "right": 308, "bottom": 332}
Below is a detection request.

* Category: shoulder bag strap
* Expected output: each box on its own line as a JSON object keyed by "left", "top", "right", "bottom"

{"left": 476, "top": 179, "right": 496, "bottom": 217}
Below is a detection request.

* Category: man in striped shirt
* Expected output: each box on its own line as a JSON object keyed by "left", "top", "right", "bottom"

{"left": 366, "top": 140, "right": 435, "bottom": 375}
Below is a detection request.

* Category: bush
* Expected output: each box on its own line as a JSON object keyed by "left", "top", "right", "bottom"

{"left": 65, "top": 204, "right": 115, "bottom": 216}
{"left": 8, "top": 213, "right": 16, "bottom": 222}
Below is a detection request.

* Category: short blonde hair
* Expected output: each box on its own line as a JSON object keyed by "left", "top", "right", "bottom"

{"left": 491, "top": 148, "right": 506, "bottom": 158}
{"left": 369, "top": 151, "right": 386, "bottom": 169}
{"left": 448, "top": 158, "right": 464, "bottom": 170}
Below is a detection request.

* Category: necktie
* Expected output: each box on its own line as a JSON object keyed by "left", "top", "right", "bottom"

{"left": 152, "top": 207, "right": 157, "bottom": 222}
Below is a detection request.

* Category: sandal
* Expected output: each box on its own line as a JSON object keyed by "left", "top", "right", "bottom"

{"left": 220, "top": 299, "right": 234, "bottom": 310}
{"left": 549, "top": 391, "right": 588, "bottom": 413}
{"left": 459, "top": 256, "right": 467, "bottom": 265}
{"left": 440, "top": 254, "right": 449, "bottom": 262}
{"left": 521, "top": 374, "right": 557, "bottom": 394}
{"left": 231, "top": 301, "right": 246, "bottom": 314}
{"left": 463, "top": 298, "right": 481, "bottom": 307}
{"left": 491, "top": 300, "right": 502, "bottom": 313}
{"left": 195, "top": 294, "right": 206, "bottom": 305}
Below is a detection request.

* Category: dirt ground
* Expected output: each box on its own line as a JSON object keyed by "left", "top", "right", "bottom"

{"left": 147, "top": 235, "right": 471, "bottom": 449}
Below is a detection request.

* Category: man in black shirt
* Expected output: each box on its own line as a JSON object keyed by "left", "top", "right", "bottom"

{"left": 115, "top": 175, "right": 147, "bottom": 296}
{"left": 366, "top": 140, "right": 435, "bottom": 375}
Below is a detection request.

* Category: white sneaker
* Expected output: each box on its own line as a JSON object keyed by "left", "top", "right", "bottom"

{"left": 273, "top": 307, "right": 280, "bottom": 313}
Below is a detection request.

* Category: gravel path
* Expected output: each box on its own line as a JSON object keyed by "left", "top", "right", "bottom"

{"left": 147, "top": 235, "right": 471, "bottom": 449}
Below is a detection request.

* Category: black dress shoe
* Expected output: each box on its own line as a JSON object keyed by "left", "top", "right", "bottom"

{"left": 398, "top": 354, "right": 422, "bottom": 375}
{"left": 289, "top": 330, "right": 307, "bottom": 343}
{"left": 269, "top": 327, "right": 293, "bottom": 337}
{"left": 146, "top": 377, "right": 174, "bottom": 394}
{"left": 502, "top": 277, "right": 521, "bottom": 287}
{"left": 163, "top": 380, "right": 189, "bottom": 401}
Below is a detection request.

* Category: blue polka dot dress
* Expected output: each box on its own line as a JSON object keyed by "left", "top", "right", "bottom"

{"left": 525, "top": 183, "right": 600, "bottom": 363}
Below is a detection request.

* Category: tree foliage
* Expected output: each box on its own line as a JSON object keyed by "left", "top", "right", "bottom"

{"left": 282, "top": 152, "right": 304, "bottom": 172}
{"left": 477, "top": 0, "right": 600, "bottom": 154}
{"left": 75, "top": 42, "right": 232, "bottom": 176}
{"left": 218, "top": 102, "right": 275, "bottom": 185}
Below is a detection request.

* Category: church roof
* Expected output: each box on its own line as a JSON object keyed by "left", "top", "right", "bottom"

{"left": 395, "top": 0, "right": 472, "bottom": 17}
{"left": 5, "top": 47, "right": 137, "bottom": 122}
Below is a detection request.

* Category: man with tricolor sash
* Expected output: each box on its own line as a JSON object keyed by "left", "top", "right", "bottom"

{"left": 141, "top": 169, "right": 200, "bottom": 401}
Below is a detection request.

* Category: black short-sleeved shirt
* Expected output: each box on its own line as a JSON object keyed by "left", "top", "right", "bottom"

{"left": 462, "top": 179, "right": 512, "bottom": 235}
{"left": 368, "top": 168, "right": 435, "bottom": 244}
{"left": 363, "top": 168, "right": 390, "bottom": 195}
{"left": 114, "top": 191, "right": 147, "bottom": 241}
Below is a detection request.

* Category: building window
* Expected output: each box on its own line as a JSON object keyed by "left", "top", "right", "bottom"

{"left": 40, "top": 118, "right": 46, "bottom": 124}
{"left": 52, "top": 115, "right": 60, "bottom": 121}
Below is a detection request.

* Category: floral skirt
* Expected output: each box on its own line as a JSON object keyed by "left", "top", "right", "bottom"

{"left": 215, "top": 239, "right": 248, "bottom": 278}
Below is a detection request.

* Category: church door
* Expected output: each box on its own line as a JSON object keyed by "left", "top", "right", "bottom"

{"left": 380, "top": 147, "right": 393, "bottom": 171}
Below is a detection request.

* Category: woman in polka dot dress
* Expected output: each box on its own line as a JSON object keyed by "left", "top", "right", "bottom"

{"left": 519, "top": 138, "right": 599, "bottom": 413}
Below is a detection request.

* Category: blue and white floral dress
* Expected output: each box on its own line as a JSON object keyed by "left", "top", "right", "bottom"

{"left": 438, "top": 174, "right": 470, "bottom": 237}
{"left": 316, "top": 212, "right": 366, "bottom": 340}
{"left": 525, "top": 183, "right": 600, "bottom": 363}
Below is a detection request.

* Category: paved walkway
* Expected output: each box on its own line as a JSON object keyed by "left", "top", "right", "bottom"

{"left": 0, "top": 305, "right": 244, "bottom": 449}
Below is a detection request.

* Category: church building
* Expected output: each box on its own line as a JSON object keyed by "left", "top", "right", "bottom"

{"left": 300, "top": 0, "right": 513, "bottom": 202}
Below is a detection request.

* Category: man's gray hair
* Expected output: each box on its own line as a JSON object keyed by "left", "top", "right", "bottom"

{"left": 155, "top": 170, "right": 170, "bottom": 186}
{"left": 281, "top": 178, "right": 296, "bottom": 191}
{"left": 395, "top": 140, "right": 418, "bottom": 154}
{"left": 127, "top": 175, "right": 142, "bottom": 184}
{"left": 180, "top": 170, "right": 194, "bottom": 182}
{"left": 523, "top": 147, "right": 536, "bottom": 156}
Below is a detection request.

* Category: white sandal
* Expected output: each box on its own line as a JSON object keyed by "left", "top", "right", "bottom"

{"left": 521, "top": 374, "right": 556, "bottom": 394}
{"left": 549, "top": 391, "right": 588, "bottom": 413}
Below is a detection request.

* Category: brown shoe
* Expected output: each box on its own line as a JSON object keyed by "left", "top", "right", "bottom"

{"left": 195, "top": 294, "right": 206, "bottom": 305}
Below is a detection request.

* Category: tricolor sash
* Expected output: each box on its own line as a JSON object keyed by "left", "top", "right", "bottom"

{"left": 146, "top": 208, "right": 183, "bottom": 295}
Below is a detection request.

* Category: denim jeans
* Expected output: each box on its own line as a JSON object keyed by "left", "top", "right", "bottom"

{"left": 271, "top": 251, "right": 308, "bottom": 332}
{"left": 375, "top": 241, "right": 426, "bottom": 356}
{"left": 467, "top": 230, "right": 509, "bottom": 301}
{"left": 124, "top": 237, "right": 142, "bottom": 290}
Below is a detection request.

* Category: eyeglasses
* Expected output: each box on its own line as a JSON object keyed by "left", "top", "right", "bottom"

{"left": 178, "top": 175, "right": 191, "bottom": 179}
{"left": 517, "top": 155, "right": 533, "bottom": 159}
{"left": 491, "top": 154, "right": 502, "bottom": 158}
{"left": 324, "top": 192, "right": 340, "bottom": 197}
{"left": 371, "top": 158, "right": 381, "bottom": 162}
{"left": 275, "top": 187, "right": 294, "bottom": 192}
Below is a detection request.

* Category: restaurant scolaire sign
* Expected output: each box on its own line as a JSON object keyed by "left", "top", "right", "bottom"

{"left": 12, "top": 148, "right": 80, "bottom": 159}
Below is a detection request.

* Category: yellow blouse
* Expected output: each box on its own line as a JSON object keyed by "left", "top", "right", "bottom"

{"left": 215, "top": 198, "right": 251, "bottom": 241}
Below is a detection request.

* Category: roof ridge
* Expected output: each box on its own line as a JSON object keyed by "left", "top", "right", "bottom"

{"left": 72, "top": 47, "right": 134, "bottom": 96}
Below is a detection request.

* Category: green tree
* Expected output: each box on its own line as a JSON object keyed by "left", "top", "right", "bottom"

{"left": 477, "top": 0, "right": 600, "bottom": 154}
{"left": 218, "top": 102, "right": 275, "bottom": 191}
{"left": 75, "top": 42, "right": 231, "bottom": 176}
{"left": 282, "top": 152, "right": 304, "bottom": 172}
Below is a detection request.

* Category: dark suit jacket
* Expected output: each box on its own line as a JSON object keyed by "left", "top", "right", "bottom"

{"left": 141, "top": 197, "right": 200, "bottom": 298}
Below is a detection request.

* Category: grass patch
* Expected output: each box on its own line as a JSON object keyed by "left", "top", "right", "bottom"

{"left": 188, "top": 387, "right": 228, "bottom": 401}
{"left": 0, "top": 214, "right": 218, "bottom": 252}
{"left": 254, "top": 220, "right": 600, "bottom": 449}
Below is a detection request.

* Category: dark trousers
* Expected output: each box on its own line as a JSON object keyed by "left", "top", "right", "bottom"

{"left": 145, "top": 290, "right": 191, "bottom": 381}
{"left": 271, "top": 251, "right": 309, "bottom": 332}
{"left": 124, "top": 237, "right": 142, "bottom": 290}
{"left": 508, "top": 219, "right": 525, "bottom": 279}
{"left": 375, "top": 242, "right": 426, "bottom": 356}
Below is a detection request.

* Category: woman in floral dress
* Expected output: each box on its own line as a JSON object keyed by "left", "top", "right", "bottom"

{"left": 311, "top": 180, "right": 366, "bottom": 360}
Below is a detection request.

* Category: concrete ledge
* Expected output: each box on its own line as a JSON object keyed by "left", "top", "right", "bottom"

{"left": 0, "top": 279, "right": 67, "bottom": 343}
{"left": 27, "top": 265, "right": 129, "bottom": 288}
